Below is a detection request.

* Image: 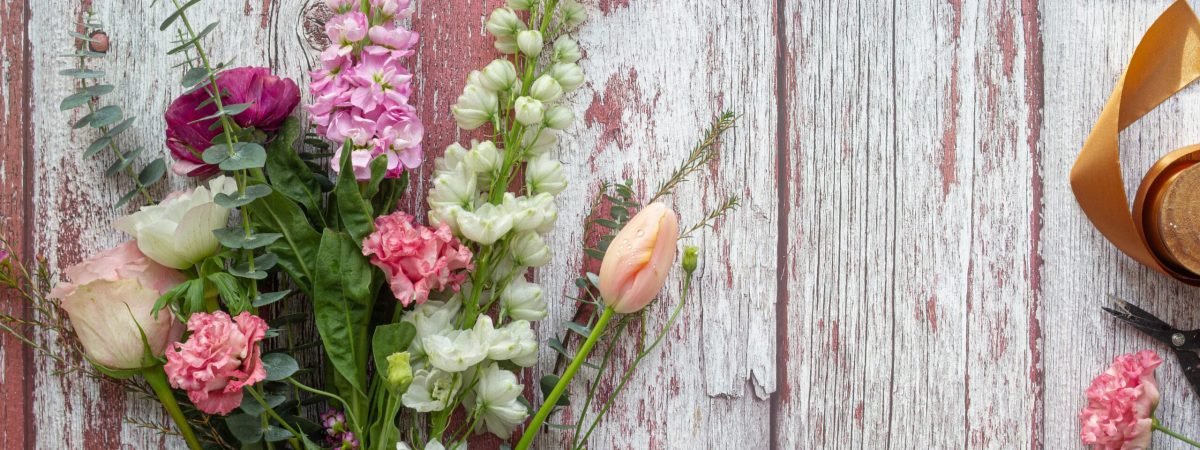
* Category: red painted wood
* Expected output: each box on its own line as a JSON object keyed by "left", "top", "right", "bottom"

{"left": 0, "top": 0, "right": 31, "bottom": 447}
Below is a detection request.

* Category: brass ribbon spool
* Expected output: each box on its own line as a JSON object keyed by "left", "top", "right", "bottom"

{"left": 1073, "top": 0, "right": 1200, "bottom": 283}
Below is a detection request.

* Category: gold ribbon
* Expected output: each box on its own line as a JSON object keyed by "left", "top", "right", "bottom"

{"left": 1073, "top": 0, "right": 1200, "bottom": 283}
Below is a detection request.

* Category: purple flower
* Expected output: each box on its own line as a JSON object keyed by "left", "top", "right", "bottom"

{"left": 165, "top": 67, "right": 300, "bottom": 177}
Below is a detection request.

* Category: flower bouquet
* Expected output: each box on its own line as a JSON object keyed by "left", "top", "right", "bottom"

{"left": 0, "top": 0, "right": 739, "bottom": 448}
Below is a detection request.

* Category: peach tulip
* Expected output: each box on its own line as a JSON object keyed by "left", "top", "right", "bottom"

{"left": 598, "top": 203, "right": 680, "bottom": 313}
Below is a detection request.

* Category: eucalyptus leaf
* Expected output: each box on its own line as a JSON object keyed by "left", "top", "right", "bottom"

{"left": 159, "top": 0, "right": 205, "bottom": 30}
{"left": 60, "top": 91, "right": 93, "bottom": 111}
{"left": 252, "top": 290, "right": 291, "bottom": 308}
{"left": 138, "top": 158, "right": 167, "bottom": 185}
{"left": 220, "top": 143, "right": 267, "bottom": 171}
{"left": 168, "top": 21, "right": 219, "bottom": 55}
{"left": 114, "top": 187, "right": 141, "bottom": 209}
{"left": 539, "top": 375, "right": 570, "bottom": 406}
{"left": 202, "top": 146, "right": 230, "bottom": 164}
{"left": 242, "top": 233, "right": 283, "bottom": 250}
{"left": 263, "top": 426, "right": 293, "bottom": 443}
{"left": 59, "top": 68, "right": 105, "bottom": 78}
{"left": 108, "top": 117, "right": 136, "bottom": 136}
{"left": 239, "top": 392, "right": 285, "bottom": 417}
{"left": 84, "top": 136, "right": 111, "bottom": 158}
{"left": 262, "top": 353, "right": 299, "bottom": 381}
{"left": 214, "top": 184, "right": 272, "bottom": 208}
{"left": 181, "top": 66, "right": 209, "bottom": 87}
{"left": 89, "top": 105, "right": 123, "bottom": 128}
{"left": 213, "top": 227, "right": 247, "bottom": 249}
{"left": 105, "top": 157, "right": 135, "bottom": 177}
{"left": 224, "top": 413, "right": 263, "bottom": 444}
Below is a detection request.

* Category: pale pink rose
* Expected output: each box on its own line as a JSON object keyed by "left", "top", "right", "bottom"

{"left": 164, "top": 311, "right": 269, "bottom": 415}
{"left": 598, "top": 203, "right": 680, "bottom": 314}
{"left": 49, "top": 242, "right": 186, "bottom": 370}
{"left": 362, "top": 212, "right": 473, "bottom": 306}
{"left": 1079, "top": 350, "right": 1162, "bottom": 449}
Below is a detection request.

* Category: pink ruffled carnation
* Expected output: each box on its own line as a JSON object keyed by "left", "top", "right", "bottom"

{"left": 362, "top": 212, "right": 473, "bottom": 306}
{"left": 164, "top": 311, "right": 269, "bottom": 415}
{"left": 1079, "top": 350, "right": 1162, "bottom": 449}
{"left": 308, "top": 2, "right": 423, "bottom": 180}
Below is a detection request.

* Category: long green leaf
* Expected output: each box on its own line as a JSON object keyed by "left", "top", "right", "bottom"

{"left": 372, "top": 322, "right": 416, "bottom": 375}
{"left": 335, "top": 144, "right": 374, "bottom": 245}
{"left": 264, "top": 117, "right": 322, "bottom": 216}
{"left": 246, "top": 192, "right": 320, "bottom": 293}
{"left": 312, "top": 230, "right": 374, "bottom": 396}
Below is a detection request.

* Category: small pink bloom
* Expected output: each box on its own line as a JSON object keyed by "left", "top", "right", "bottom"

{"left": 598, "top": 203, "right": 680, "bottom": 314}
{"left": 49, "top": 242, "right": 186, "bottom": 370}
{"left": 349, "top": 51, "right": 412, "bottom": 112}
{"left": 328, "top": 109, "right": 378, "bottom": 147}
{"left": 362, "top": 212, "right": 473, "bottom": 306}
{"left": 367, "top": 25, "right": 419, "bottom": 58}
{"left": 371, "top": 0, "right": 414, "bottom": 20}
{"left": 326, "top": 12, "right": 369, "bottom": 51}
{"left": 165, "top": 311, "right": 269, "bottom": 415}
{"left": 1079, "top": 350, "right": 1162, "bottom": 449}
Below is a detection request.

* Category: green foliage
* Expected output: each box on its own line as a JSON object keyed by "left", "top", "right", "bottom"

{"left": 264, "top": 117, "right": 325, "bottom": 220}
{"left": 334, "top": 143, "right": 376, "bottom": 245}
{"left": 371, "top": 322, "right": 416, "bottom": 376}
{"left": 261, "top": 353, "right": 300, "bottom": 382}
{"left": 312, "top": 230, "right": 376, "bottom": 396}
{"left": 245, "top": 192, "right": 321, "bottom": 293}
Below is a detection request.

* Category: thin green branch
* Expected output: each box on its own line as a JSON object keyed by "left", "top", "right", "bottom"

{"left": 647, "top": 111, "right": 738, "bottom": 204}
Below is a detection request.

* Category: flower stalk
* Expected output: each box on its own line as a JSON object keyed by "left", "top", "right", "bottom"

{"left": 142, "top": 366, "right": 203, "bottom": 450}
{"left": 1155, "top": 421, "right": 1200, "bottom": 448}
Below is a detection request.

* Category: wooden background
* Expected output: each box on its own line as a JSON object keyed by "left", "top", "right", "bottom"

{"left": 6, "top": 0, "right": 1200, "bottom": 448}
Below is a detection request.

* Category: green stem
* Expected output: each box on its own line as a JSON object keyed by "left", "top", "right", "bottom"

{"left": 515, "top": 306, "right": 616, "bottom": 450}
{"left": 247, "top": 387, "right": 305, "bottom": 443}
{"left": 142, "top": 367, "right": 203, "bottom": 450}
{"left": 1156, "top": 423, "right": 1200, "bottom": 448}
{"left": 569, "top": 316, "right": 629, "bottom": 448}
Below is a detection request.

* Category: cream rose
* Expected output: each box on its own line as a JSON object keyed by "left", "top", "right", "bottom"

{"left": 114, "top": 176, "right": 238, "bottom": 269}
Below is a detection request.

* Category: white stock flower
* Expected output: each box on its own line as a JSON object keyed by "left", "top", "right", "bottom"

{"left": 516, "top": 30, "right": 543, "bottom": 57}
{"left": 503, "top": 320, "right": 538, "bottom": 366}
{"left": 429, "top": 164, "right": 477, "bottom": 211}
{"left": 523, "top": 128, "right": 558, "bottom": 155}
{"left": 466, "top": 363, "right": 528, "bottom": 439}
{"left": 435, "top": 143, "right": 469, "bottom": 174}
{"left": 529, "top": 75, "right": 563, "bottom": 103}
{"left": 451, "top": 84, "right": 498, "bottom": 130}
{"left": 456, "top": 203, "right": 514, "bottom": 245}
{"left": 486, "top": 8, "right": 524, "bottom": 37}
{"left": 402, "top": 369, "right": 461, "bottom": 412}
{"left": 501, "top": 279, "right": 547, "bottom": 321}
{"left": 421, "top": 439, "right": 466, "bottom": 450}
{"left": 544, "top": 105, "right": 575, "bottom": 130}
{"left": 401, "top": 299, "right": 462, "bottom": 364}
{"left": 526, "top": 154, "right": 567, "bottom": 195}
{"left": 561, "top": 1, "right": 587, "bottom": 28}
{"left": 480, "top": 59, "right": 518, "bottom": 92}
{"left": 553, "top": 37, "right": 581, "bottom": 63}
{"left": 424, "top": 327, "right": 488, "bottom": 372}
{"left": 113, "top": 176, "right": 237, "bottom": 269}
{"left": 510, "top": 232, "right": 552, "bottom": 267}
{"left": 504, "top": 192, "right": 556, "bottom": 233}
{"left": 494, "top": 35, "right": 518, "bottom": 54}
{"left": 489, "top": 257, "right": 528, "bottom": 284}
{"left": 507, "top": 0, "right": 536, "bottom": 10}
{"left": 465, "top": 141, "right": 502, "bottom": 174}
{"left": 549, "top": 63, "right": 585, "bottom": 91}
{"left": 514, "top": 96, "right": 545, "bottom": 126}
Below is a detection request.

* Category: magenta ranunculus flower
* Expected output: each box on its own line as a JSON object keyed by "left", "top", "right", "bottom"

{"left": 165, "top": 67, "right": 300, "bottom": 178}
{"left": 1079, "top": 350, "right": 1162, "bottom": 449}
{"left": 362, "top": 212, "right": 473, "bottom": 306}
{"left": 164, "top": 311, "right": 269, "bottom": 415}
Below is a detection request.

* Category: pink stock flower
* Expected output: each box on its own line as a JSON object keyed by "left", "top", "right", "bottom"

{"left": 371, "top": 0, "right": 414, "bottom": 20}
{"left": 598, "top": 203, "right": 680, "bottom": 314}
{"left": 48, "top": 242, "right": 186, "bottom": 370}
{"left": 326, "top": 11, "right": 369, "bottom": 52}
{"left": 362, "top": 212, "right": 473, "bottom": 306}
{"left": 165, "top": 67, "right": 300, "bottom": 177}
{"left": 367, "top": 25, "right": 419, "bottom": 58}
{"left": 1079, "top": 350, "right": 1162, "bottom": 449}
{"left": 165, "top": 311, "right": 269, "bottom": 415}
{"left": 349, "top": 51, "right": 412, "bottom": 112}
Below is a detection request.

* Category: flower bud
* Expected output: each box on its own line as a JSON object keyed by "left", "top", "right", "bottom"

{"left": 507, "top": 0, "right": 538, "bottom": 10}
{"left": 435, "top": 143, "right": 469, "bottom": 174}
{"left": 501, "top": 279, "right": 547, "bottom": 321}
{"left": 480, "top": 59, "right": 518, "bottom": 92}
{"left": 505, "top": 192, "right": 557, "bottom": 232}
{"left": 529, "top": 75, "right": 564, "bottom": 103}
{"left": 549, "top": 63, "right": 585, "bottom": 91}
{"left": 517, "top": 30, "right": 543, "bottom": 57}
{"left": 457, "top": 204, "right": 514, "bottom": 245}
{"left": 429, "top": 163, "right": 477, "bottom": 209}
{"left": 526, "top": 154, "right": 567, "bottom": 195}
{"left": 385, "top": 352, "right": 414, "bottom": 392}
{"left": 544, "top": 105, "right": 574, "bottom": 130}
{"left": 682, "top": 246, "right": 699, "bottom": 274}
{"left": 553, "top": 37, "right": 581, "bottom": 63}
{"left": 465, "top": 141, "right": 502, "bottom": 174}
{"left": 598, "top": 203, "right": 680, "bottom": 313}
{"left": 451, "top": 85, "right": 498, "bottom": 130}
{"left": 486, "top": 7, "right": 524, "bottom": 37}
{"left": 523, "top": 128, "right": 558, "bottom": 155}
{"left": 514, "top": 96, "right": 545, "bottom": 126}
{"left": 561, "top": 1, "right": 588, "bottom": 28}
{"left": 494, "top": 35, "right": 518, "bottom": 54}
{"left": 510, "top": 232, "right": 552, "bottom": 267}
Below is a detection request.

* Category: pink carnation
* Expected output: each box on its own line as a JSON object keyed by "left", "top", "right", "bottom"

{"left": 1079, "top": 350, "right": 1162, "bottom": 449}
{"left": 165, "top": 311, "right": 269, "bottom": 415}
{"left": 362, "top": 212, "right": 473, "bottom": 306}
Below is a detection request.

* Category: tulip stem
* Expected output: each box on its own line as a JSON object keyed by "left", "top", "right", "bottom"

{"left": 1156, "top": 423, "right": 1200, "bottom": 448}
{"left": 142, "top": 367, "right": 203, "bottom": 450}
{"left": 515, "top": 306, "right": 615, "bottom": 450}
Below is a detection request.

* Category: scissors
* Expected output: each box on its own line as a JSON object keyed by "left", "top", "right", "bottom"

{"left": 1104, "top": 295, "right": 1200, "bottom": 397}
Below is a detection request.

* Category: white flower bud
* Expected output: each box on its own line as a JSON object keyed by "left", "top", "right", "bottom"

{"left": 466, "top": 70, "right": 484, "bottom": 88}
{"left": 486, "top": 8, "right": 524, "bottom": 37}
{"left": 561, "top": 1, "right": 587, "bottom": 28}
{"left": 428, "top": 164, "right": 477, "bottom": 224}
{"left": 480, "top": 59, "right": 518, "bottom": 92}
{"left": 501, "top": 279, "right": 547, "bottom": 321}
{"left": 543, "top": 105, "right": 574, "bottom": 130}
{"left": 435, "top": 143, "right": 469, "bottom": 174}
{"left": 451, "top": 85, "right": 498, "bottom": 130}
{"left": 522, "top": 128, "right": 558, "bottom": 155}
{"left": 425, "top": 328, "right": 487, "bottom": 372}
{"left": 457, "top": 203, "right": 514, "bottom": 245}
{"left": 526, "top": 154, "right": 567, "bottom": 195}
{"left": 514, "top": 96, "right": 545, "bottom": 126}
{"left": 516, "top": 30, "right": 543, "bottom": 57}
{"left": 553, "top": 37, "right": 581, "bottom": 63}
{"left": 504, "top": 193, "right": 555, "bottom": 232}
{"left": 465, "top": 141, "right": 502, "bottom": 174}
{"left": 429, "top": 205, "right": 466, "bottom": 234}
{"left": 494, "top": 35, "right": 518, "bottom": 54}
{"left": 509, "top": 232, "right": 552, "bottom": 267}
{"left": 548, "top": 63, "right": 584, "bottom": 91}
{"left": 529, "top": 75, "right": 563, "bottom": 103}
{"left": 527, "top": 192, "right": 558, "bottom": 233}
{"left": 507, "top": 0, "right": 538, "bottom": 11}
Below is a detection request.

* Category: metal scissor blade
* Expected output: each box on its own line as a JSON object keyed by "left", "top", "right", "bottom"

{"left": 1103, "top": 295, "right": 1178, "bottom": 344}
{"left": 1176, "top": 350, "right": 1200, "bottom": 399}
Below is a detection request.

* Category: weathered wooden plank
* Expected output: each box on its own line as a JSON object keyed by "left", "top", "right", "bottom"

{"left": 0, "top": 0, "right": 31, "bottom": 448}
{"left": 1041, "top": 1, "right": 1200, "bottom": 449}
{"left": 777, "top": 0, "right": 1043, "bottom": 448}
{"left": 531, "top": 0, "right": 777, "bottom": 448}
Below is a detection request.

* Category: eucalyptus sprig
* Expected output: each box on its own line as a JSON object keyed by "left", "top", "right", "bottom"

{"left": 62, "top": 11, "right": 164, "bottom": 208}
